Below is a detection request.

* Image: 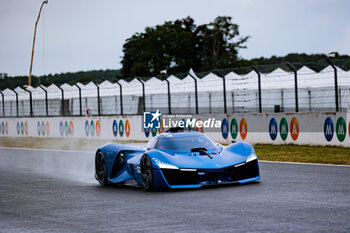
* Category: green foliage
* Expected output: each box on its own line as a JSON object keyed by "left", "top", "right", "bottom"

{"left": 121, "top": 16, "right": 249, "bottom": 77}
{"left": 0, "top": 69, "right": 122, "bottom": 90}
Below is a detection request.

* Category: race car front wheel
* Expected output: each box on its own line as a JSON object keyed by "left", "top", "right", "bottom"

{"left": 141, "top": 155, "right": 153, "bottom": 190}
{"left": 95, "top": 151, "right": 108, "bottom": 186}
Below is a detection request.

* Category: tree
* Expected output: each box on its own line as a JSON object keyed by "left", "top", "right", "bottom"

{"left": 196, "top": 16, "right": 249, "bottom": 70}
{"left": 121, "top": 16, "right": 249, "bottom": 77}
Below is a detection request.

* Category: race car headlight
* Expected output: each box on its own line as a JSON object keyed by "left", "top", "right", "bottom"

{"left": 246, "top": 152, "right": 257, "bottom": 163}
{"left": 152, "top": 157, "right": 178, "bottom": 169}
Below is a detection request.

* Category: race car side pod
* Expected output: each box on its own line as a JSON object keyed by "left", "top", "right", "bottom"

{"left": 22, "top": 87, "right": 33, "bottom": 117}
{"left": 188, "top": 72, "right": 199, "bottom": 115}
{"left": 10, "top": 89, "right": 19, "bottom": 117}
{"left": 92, "top": 81, "right": 101, "bottom": 116}
{"left": 0, "top": 90, "right": 4, "bottom": 117}
{"left": 213, "top": 70, "right": 227, "bottom": 114}
{"left": 38, "top": 85, "right": 48, "bottom": 116}
{"left": 115, "top": 79, "right": 123, "bottom": 115}
{"left": 251, "top": 66, "right": 262, "bottom": 113}
{"left": 286, "top": 63, "right": 299, "bottom": 113}
{"left": 74, "top": 83, "right": 83, "bottom": 116}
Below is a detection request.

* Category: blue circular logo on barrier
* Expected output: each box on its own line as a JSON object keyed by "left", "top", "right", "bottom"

{"left": 144, "top": 128, "right": 150, "bottom": 138}
{"left": 0, "top": 122, "right": 2, "bottom": 135}
{"left": 37, "top": 121, "right": 41, "bottom": 136}
{"left": 112, "top": 120, "right": 118, "bottom": 137}
{"left": 59, "top": 121, "right": 64, "bottom": 136}
{"left": 324, "top": 117, "right": 334, "bottom": 142}
{"left": 269, "top": 118, "right": 278, "bottom": 140}
{"left": 221, "top": 118, "right": 229, "bottom": 139}
{"left": 85, "top": 120, "right": 89, "bottom": 136}
{"left": 17, "top": 122, "right": 20, "bottom": 135}
{"left": 181, "top": 119, "right": 186, "bottom": 130}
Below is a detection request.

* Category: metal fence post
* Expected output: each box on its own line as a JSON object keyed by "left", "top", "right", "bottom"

{"left": 74, "top": 83, "right": 82, "bottom": 116}
{"left": 23, "top": 88, "right": 33, "bottom": 117}
{"left": 92, "top": 81, "right": 101, "bottom": 116}
{"left": 38, "top": 85, "right": 48, "bottom": 116}
{"left": 251, "top": 66, "right": 262, "bottom": 113}
{"left": 0, "top": 90, "right": 4, "bottom": 117}
{"left": 161, "top": 72, "right": 171, "bottom": 114}
{"left": 11, "top": 89, "right": 19, "bottom": 117}
{"left": 55, "top": 85, "right": 65, "bottom": 116}
{"left": 286, "top": 63, "right": 299, "bottom": 112}
{"left": 214, "top": 71, "right": 227, "bottom": 114}
{"left": 188, "top": 72, "right": 198, "bottom": 114}
{"left": 115, "top": 79, "right": 123, "bottom": 115}
{"left": 327, "top": 58, "right": 339, "bottom": 112}
{"left": 137, "top": 78, "right": 146, "bottom": 112}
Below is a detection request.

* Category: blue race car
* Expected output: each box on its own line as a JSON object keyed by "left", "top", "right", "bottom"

{"left": 95, "top": 128, "right": 260, "bottom": 189}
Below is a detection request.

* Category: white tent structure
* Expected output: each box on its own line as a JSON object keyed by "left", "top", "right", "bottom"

{"left": 1, "top": 65, "right": 349, "bottom": 117}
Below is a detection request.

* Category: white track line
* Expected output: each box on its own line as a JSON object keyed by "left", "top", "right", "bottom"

{"left": 0, "top": 146, "right": 349, "bottom": 168}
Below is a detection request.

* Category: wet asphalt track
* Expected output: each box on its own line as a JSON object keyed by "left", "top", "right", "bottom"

{"left": 0, "top": 147, "right": 350, "bottom": 232}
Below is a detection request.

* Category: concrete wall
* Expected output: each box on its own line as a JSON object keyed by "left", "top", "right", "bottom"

{"left": 0, "top": 112, "right": 349, "bottom": 147}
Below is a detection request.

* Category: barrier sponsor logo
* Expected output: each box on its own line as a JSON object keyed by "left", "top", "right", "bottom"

{"left": 151, "top": 128, "right": 157, "bottom": 137}
{"left": 37, "top": 121, "right": 41, "bottom": 136}
{"left": 125, "top": 120, "right": 130, "bottom": 137}
{"left": 17, "top": 122, "right": 20, "bottom": 135}
{"left": 230, "top": 118, "right": 238, "bottom": 139}
{"left": 1, "top": 121, "right": 4, "bottom": 135}
{"left": 324, "top": 117, "right": 334, "bottom": 142}
{"left": 60, "top": 121, "right": 64, "bottom": 136}
{"left": 46, "top": 121, "right": 50, "bottom": 136}
{"left": 65, "top": 121, "right": 69, "bottom": 136}
{"left": 221, "top": 118, "right": 228, "bottom": 139}
{"left": 279, "top": 118, "right": 288, "bottom": 141}
{"left": 90, "top": 120, "right": 95, "bottom": 136}
{"left": 21, "top": 122, "right": 24, "bottom": 135}
{"left": 24, "top": 121, "right": 28, "bottom": 136}
{"left": 119, "top": 120, "right": 124, "bottom": 137}
{"left": 112, "top": 120, "right": 118, "bottom": 137}
{"left": 239, "top": 118, "right": 247, "bottom": 140}
{"left": 290, "top": 117, "right": 299, "bottom": 141}
{"left": 336, "top": 117, "right": 346, "bottom": 142}
{"left": 196, "top": 118, "right": 204, "bottom": 133}
{"left": 96, "top": 120, "right": 100, "bottom": 137}
{"left": 144, "top": 128, "right": 150, "bottom": 137}
{"left": 85, "top": 120, "right": 89, "bottom": 136}
{"left": 181, "top": 119, "right": 186, "bottom": 130}
{"left": 143, "top": 110, "right": 161, "bottom": 129}
{"left": 5, "top": 122, "right": 8, "bottom": 135}
{"left": 269, "top": 118, "right": 278, "bottom": 140}
{"left": 69, "top": 121, "right": 74, "bottom": 136}
{"left": 157, "top": 119, "right": 164, "bottom": 134}
{"left": 42, "top": 121, "right": 45, "bottom": 136}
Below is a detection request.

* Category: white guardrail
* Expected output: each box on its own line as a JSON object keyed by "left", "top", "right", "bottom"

{"left": 0, "top": 112, "right": 349, "bottom": 147}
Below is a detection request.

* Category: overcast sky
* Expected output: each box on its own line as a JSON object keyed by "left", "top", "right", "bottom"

{"left": 1, "top": 0, "right": 349, "bottom": 76}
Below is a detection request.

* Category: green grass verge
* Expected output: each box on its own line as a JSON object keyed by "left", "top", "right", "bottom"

{"left": 0, "top": 137, "right": 349, "bottom": 165}
{"left": 253, "top": 144, "right": 350, "bottom": 165}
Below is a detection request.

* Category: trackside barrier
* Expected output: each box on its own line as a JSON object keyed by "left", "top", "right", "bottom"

{"left": 0, "top": 112, "right": 349, "bottom": 147}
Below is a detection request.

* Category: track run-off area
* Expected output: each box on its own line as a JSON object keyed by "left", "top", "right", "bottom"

{"left": 0, "top": 147, "right": 350, "bottom": 232}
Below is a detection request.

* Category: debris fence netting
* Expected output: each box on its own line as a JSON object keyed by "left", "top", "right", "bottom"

{"left": 0, "top": 65, "right": 349, "bottom": 117}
